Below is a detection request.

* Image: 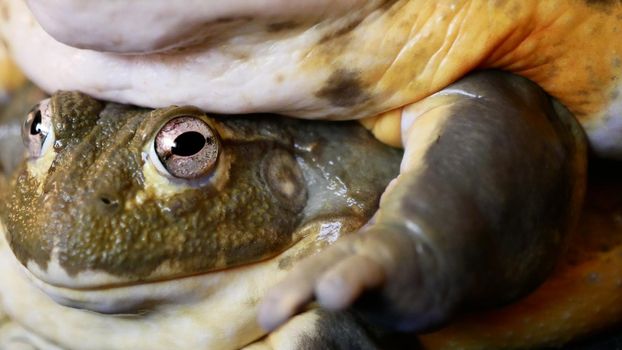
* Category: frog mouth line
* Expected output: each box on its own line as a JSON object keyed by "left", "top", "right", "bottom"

{"left": 3, "top": 213, "right": 363, "bottom": 313}
{"left": 23, "top": 242, "right": 292, "bottom": 291}
{"left": 5, "top": 246, "right": 291, "bottom": 314}
{"left": 3, "top": 222, "right": 334, "bottom": 314}
{"left": 20, "top": 258, "right": 262, "bottom": 314}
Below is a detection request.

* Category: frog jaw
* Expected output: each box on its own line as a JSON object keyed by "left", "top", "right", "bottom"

{"left": 2, "top": 215, "right": 360, "bottom": 314}
{"left": 0, "top": 229, "right": 277, "bottom": 350}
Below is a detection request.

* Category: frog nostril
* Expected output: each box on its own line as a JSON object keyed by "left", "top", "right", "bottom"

{"left": 98, "top": 196, "right": 119, "bottom": 208}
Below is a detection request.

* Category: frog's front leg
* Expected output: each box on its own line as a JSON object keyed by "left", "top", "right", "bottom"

{"left": 259, "top": 70, "right": 587, "bottom": 332}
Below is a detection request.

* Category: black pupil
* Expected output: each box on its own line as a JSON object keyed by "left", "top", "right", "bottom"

{"left": 30, "top": 110, "right": 42, "bottom": 135}
{"left": 172, "top": 131, "right": 206, "bottom": 157}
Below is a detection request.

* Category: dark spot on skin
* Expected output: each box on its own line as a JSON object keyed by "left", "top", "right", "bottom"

{"left": 212, "top": 16, "right": 253, "bottom": 24}
{"left": 318, "top": 17, "right": 364, "bottom": 44}
{"left": 267, "top": 21, "right": 299, "bottom": 32}
{"left": 586, "top": 272, "right": 602, "bottom": 284}
{"left": 315, "top": 69, "right": 369, "bottom": 107}
{"left": 585, "top": 0, "right": 621, "bottom": 4}
{"left": 111, "top": 37, "right": 124, "bottom": 48}
{"left": 599, "top": 244, "right": 612, "bottom": 252}
{"left": 107, "top": 298, "right": 168, "bottom": 315}
{"left": 244, "top": 296, "right": 260, "bottom": 307}
{"left": 583, "top": 0, "right": 622, "bottom": 12}
{"left": 493, "top": 0, "right": 509, "bottom": 7}
{"left": 278, "top": 256, "right": 293, "bottom": 270}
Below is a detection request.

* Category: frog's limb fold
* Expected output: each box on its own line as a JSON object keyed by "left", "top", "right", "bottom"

{"left": 259, "top": 70, "right": 587, "bottom": 333}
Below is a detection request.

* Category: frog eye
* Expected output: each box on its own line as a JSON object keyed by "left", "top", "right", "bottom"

{"left": 22, "top": 98, "right": 54, "bottom": 158}
{"left": 152, "top": 116, "right": 220, "bottom": 179}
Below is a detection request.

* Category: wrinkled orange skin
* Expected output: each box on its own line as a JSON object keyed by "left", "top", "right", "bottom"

{"left": 357, "top": 1, "right": 622, "bottom": 148}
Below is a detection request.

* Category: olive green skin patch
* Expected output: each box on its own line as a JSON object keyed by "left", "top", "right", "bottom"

{"left": 4, "top": 91, "right": 401, "bottom": 287}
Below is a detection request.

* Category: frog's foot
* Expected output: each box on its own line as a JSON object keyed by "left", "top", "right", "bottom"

{"left": 259, "top": 221, "right": 455, "bottom": 333}
{"left": 259, "top": 231, "right": 385, "bottom": 331}
{"left": 260, "top": 70, "right": 588, "bottom": 333}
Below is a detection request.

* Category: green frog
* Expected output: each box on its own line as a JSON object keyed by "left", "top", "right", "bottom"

{"left": 0, "top": 85, "right": 402, "bottom": 349}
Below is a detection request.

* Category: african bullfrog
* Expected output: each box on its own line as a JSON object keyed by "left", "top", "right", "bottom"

{"left": 0, "top": 84, "right": 403, "bottom": 349}
{"left": 0, "top": 70, "right": 596, "bottom": 349}
{"left": 1, "top": 0, "right": 620, "bottom": 347}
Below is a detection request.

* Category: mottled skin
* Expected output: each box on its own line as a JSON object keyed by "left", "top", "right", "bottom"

{"left": 4, "top": 88, "right": 402, "bottom": 287}
{"left": 0, "top": 85, "right": 401, "bottom": 349}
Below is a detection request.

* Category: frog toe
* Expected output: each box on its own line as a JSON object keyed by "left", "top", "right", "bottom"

{"left": 259, "top": 233, "right": 387, "bottom": 331}
{"left": 315, "top": 252, "right": 385, "bottom": 310}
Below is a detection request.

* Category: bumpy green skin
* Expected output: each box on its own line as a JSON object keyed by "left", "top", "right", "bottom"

{"left": 4, "top": 90, "right": 402, "bottom": 285}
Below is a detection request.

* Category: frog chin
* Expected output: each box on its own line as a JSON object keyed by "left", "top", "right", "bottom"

{"left": 0, "top": 215, "right": 364, "bottom": 349}
{"left": 2, "top": 224, "right": 326, "bottom": 314}
{"left": 0, "top": 230, "right": 295, "bottom": 350}
{"left": 20, "top": 261, "right": 248, "bottom": 314}
{"left": 7, "top": 246, "right": 291, "bottom": 315}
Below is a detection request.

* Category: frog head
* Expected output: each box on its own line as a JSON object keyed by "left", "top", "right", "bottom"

{"left": 3, "top": 91, "right": 400, "bottom": 314}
